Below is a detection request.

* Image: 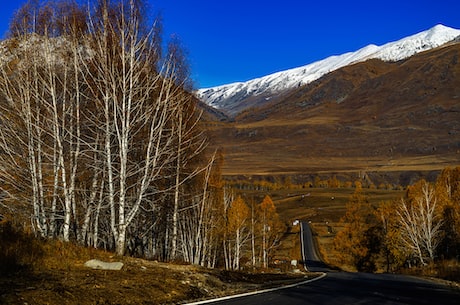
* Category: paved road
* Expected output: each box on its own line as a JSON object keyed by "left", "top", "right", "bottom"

{"left": 300, "top": 221, "right": 331, "bottom": 272}
{"left": 196, "top": 222, "right": 460, "bottom": 305}
{"left": 204, "top": 271, "right": 460, "bottom": 305}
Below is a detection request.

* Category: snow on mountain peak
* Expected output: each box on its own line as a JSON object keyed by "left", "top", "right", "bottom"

{"left": 196, "top": 24, "right": 460, "bottom": 115}
{"left": 365, "top": 24, "right": 460, "bottom": 62}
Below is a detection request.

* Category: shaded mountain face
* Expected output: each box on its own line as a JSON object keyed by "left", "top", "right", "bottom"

{"left": 205, "top": 43, "right": 460, "bottom": 176}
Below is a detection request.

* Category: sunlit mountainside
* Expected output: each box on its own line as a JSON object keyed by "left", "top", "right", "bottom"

{"left": 197, "top": 24, "right": 460, "bottom": 116}
{"left": 199, "top": 25, "right": 460, "bottom": 182}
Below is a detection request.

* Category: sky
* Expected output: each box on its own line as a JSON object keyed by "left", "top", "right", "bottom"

{"left": 1, "top": 0, "right": 460, "bottom": 89}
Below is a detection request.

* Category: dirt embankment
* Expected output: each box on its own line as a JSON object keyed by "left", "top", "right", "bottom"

{"left": 1, "top": 250, "right": 312, "bottom": 305}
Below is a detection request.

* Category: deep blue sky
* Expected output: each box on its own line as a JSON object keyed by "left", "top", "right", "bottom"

{"left": 1, "top": 1, "right": 460, "bottom": 89}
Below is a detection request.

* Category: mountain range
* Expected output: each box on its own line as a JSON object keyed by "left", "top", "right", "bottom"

{"left": 198, "top": 25, "right": 460, "bottom": 183}
{"left": 197, "top": 24, "right": 460, "bottom": 116}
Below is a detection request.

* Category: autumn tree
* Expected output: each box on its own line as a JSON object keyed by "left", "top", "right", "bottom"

{"left": 328, "top": 175, "right": 340, "bottom": 188}
{"left": 224, "top": 196, "right": 250, "bottom": 270}
{"left": 167, "top": 42, "right": 206, "bottom": 261}
{"left": 334, "top": 185, "right": 382, "bottom": 272}
{"left": 259, "top": 195, "right": 284, "bottom": 268}
{"left": 376, "top": 200, "right": 407, "bottom": 272}
{"left": 0, "top": 0, "right": 91, "bottom": 241}
{"left": 248, "top": 197, "right": 259, "bottom": 268}
{"left": 435, "top": 167, "right": 460, "bottom": 258}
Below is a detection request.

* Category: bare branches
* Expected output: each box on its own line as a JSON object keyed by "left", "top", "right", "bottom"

{"left": 0, "top": 0, "right": 210, "bottom": 258}
{"left": 397, "top": 181, "right": 443, "bottom": 265}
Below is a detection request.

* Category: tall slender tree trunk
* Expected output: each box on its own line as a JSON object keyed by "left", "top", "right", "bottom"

{"left": 171, "top": 108, "right": 184, "bottom": 260}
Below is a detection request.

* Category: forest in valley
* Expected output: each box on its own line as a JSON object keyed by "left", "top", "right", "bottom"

{"left": 333, "top": 167, "right": 460, "bottom": 275}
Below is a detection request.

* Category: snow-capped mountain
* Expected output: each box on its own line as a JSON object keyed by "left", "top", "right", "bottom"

{"left": 197, "top": 24, "right": 460, "bottom": 115}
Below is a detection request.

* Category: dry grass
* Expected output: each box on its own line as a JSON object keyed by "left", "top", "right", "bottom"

{"left": 221, "top": 151, "right": 460, "bottom": 176}
{"left": 310, "top": 222, "right": 347, "bottom": 270}
{"left": 210, "top": 44, "right": 460, "bottom": 177}
{"left": 400, "top": 260, "right": 460, "bottom": 285}
{"left": 272, "top": 187, "right": 404, "bottom": 223}
{"left": 272, "top": 225, "right": 303, "bottom": 271}
{"left": 0, "top": 222, "right": 310, "bottom": 305}
{"left": 0, "top": 222, "right": 44, "bottom": 274}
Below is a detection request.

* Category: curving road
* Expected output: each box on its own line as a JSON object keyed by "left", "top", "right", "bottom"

{"left": 191, "top": 222, "right": 460, "bottom": 305}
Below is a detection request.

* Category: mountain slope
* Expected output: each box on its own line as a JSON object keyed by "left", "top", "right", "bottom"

{"left": 197, "top": 24, "right": 460, "bottom": 116}
{"left": 206, "top": 42, "right": 460, "bottom": 176}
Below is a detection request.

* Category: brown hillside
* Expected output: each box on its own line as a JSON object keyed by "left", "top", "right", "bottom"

{"left": 206, "top": 43, "right": 460, "bottom": 178}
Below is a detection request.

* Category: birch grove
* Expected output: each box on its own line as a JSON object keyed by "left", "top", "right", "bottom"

{"left": 0, "top": 0, "right": 291, "bottom": 269}
{"left": 0, "top": 0, "right": 213, "bottom": 260}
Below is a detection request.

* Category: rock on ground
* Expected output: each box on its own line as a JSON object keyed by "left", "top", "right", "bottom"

{"left": 84, "top": 259, "right": 124, "bottom": 270}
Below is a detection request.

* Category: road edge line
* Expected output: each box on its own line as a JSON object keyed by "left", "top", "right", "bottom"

{"left": 183, "top": 272, "right": 327, "bottom": 305}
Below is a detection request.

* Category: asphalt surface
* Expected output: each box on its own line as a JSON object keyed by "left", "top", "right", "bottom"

{"left": 196, "top": 222, "right": 460, "bottom": 305}
{"left": 300, "top": 221, "right": 331, "bottom": 272}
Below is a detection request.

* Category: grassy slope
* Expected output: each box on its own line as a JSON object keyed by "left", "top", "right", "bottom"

{"left": 206, "top": 44, "right": 460, "bottom": 177}
{"left": 0, "top": 225, "right": 309, "bottom": 305}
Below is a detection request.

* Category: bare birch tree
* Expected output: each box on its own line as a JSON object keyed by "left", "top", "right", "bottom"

{"left": 397, "top": 181, "right": 443, "bottom": 265}
{"left": 167, "top": 40, "right": 207, "bottom": 260}
{"left": 0, "top": 0, "right": 212, "bottom": 258}
{"left": 84, "top": 0, "right": 185, "bottom": 255}
{"left": 0, "top": 35, "right": 48, "bottom": 236}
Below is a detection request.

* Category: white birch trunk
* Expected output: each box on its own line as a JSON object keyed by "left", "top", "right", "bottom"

{"left": 397, "top": 182, "right": 443, "bottom": 265}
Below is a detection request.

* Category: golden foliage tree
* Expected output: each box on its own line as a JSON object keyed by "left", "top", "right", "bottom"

{"left": 259, "top": 195, "right": 284, "bottom": 268}
{"left": 376, "top": 200, "right": 408, "bottom": 272}
{"left": 224, "top": 195, "right": 250, "bottom": 270}
{"left": 435, "top": 167, "right": 460, "bottom": 258}
{"left": 334, "top": 185, "right": 382, "bottom": 272}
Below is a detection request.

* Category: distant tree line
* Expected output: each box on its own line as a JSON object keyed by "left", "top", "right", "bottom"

{"left": 227, "top": 175, "right": 401, "bottom": 191}
{"left": 334, "top": 166, "right": 460, "bottom": 272}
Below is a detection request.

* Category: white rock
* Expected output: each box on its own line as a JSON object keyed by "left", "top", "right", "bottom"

{"left": 84, "top": 259, "right": 124, "bottom": 270}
